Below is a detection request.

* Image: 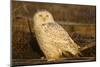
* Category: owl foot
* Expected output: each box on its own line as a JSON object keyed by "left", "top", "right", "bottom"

{"left": 47, "top": 59, "right": 57, "bottom": 62}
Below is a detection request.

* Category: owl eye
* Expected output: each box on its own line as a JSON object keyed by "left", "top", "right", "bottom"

{"left": 39, "top": 14, "right": 42, "bottom": 17}
{"left": 46, "top": 15, "right": 49, "bottom": 17}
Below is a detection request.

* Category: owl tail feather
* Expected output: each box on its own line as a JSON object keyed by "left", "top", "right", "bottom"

{"left": 62, "top": 51, "right": 75, "bottom": 57}
{"left": 62, "top": 50, "right": 82, "bottom": 58}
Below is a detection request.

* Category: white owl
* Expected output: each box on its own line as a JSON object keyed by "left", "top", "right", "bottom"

{"left": 33, "top": 10, "right": 80, "bottom": 61}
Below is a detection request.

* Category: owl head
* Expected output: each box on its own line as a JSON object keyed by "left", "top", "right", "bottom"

{"left": 33, "top": 10, "right": 55, "bottom": 24}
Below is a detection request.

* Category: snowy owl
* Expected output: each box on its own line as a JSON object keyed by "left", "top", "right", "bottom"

{"left": 33, "top": 10, "right": 80, "bottom": 61}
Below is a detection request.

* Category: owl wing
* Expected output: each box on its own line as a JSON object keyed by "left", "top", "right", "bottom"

{"left": 42, "top": 23, "right": 73, "bottom": 42}
{"left": 42, "top": 22, "right": 70, "bottom": 42}
{"left": 41, "top": 22, "right": 80, "bottom": 50}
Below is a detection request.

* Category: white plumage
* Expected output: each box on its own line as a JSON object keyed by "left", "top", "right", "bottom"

{"left": 33, "top": 10, "right": 80, "bottom": 61}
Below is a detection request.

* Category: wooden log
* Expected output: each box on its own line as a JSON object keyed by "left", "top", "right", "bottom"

{"left": 12, "top": 57, "right": 96, "bottom": 66}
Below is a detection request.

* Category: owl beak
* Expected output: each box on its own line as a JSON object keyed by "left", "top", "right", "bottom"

{"left": 43, "top": 18, "right": 46, "bottom": 21}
